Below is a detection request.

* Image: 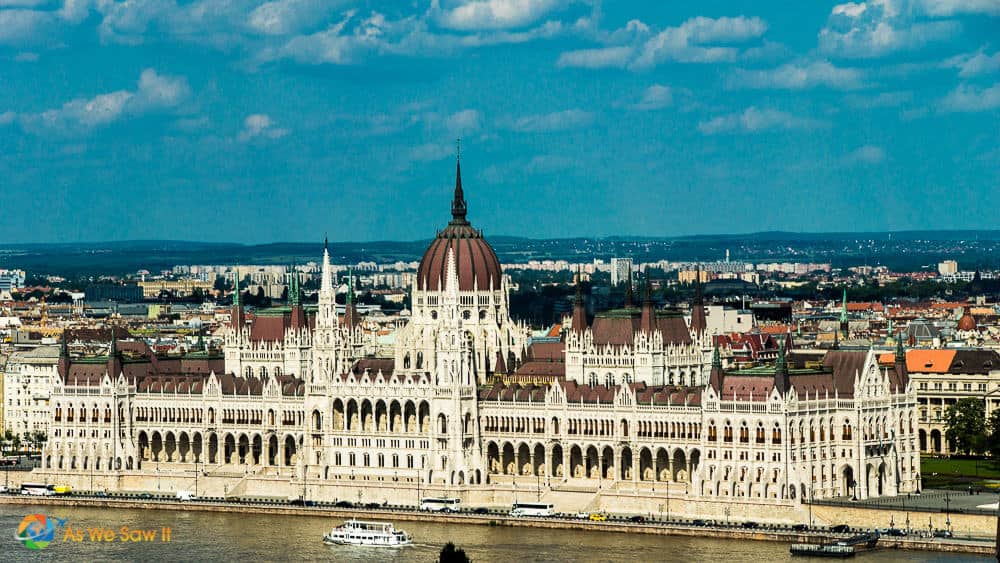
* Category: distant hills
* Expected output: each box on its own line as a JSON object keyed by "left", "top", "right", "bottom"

{"left": 2, "top": 230, "right": 999, "bottom": 277}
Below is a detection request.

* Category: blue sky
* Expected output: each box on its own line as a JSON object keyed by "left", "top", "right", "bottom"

{"left": 0, "top": 1, "right": 998, "bottom": 244}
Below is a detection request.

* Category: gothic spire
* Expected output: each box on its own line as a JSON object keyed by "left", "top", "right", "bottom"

{"left": 774, "top": 339, "right": 791, "bottom": 395}
{"left": 572, "top": 266, "right": 587, "bottom": 334}
{"left": 624, "top": 268, "right": 634, "bottom": 308}
{"left": 451, "top": 150, "right": 468, "bottom": 224}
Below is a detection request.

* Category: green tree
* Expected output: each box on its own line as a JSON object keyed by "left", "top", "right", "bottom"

{"left": 944, "top": 398, "right": 986, "bottom": 455}
{"left": 986, "top": 410, "right": 1000, "bottom": 460}
{"left": 439, "top": 542, "right": 471, "bottom": 563}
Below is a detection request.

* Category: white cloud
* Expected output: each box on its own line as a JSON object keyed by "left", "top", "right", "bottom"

{"left": 247, "top": 0, "right": 343, "bottom": 36}
{"left": 238, "top": 113, "right": 289, "bottom": 142}
{"left": 698, "top": 107, "right": 825, "bottom": 135}
{"left": 11, "top": 68, "right": 190, "bottom": 136}
{"left": 557, "top": 15, "right": 768, "bottom": 71}
{"left": 632, "top": 16, "right": 767, "bottom": 68}
{"left": 0, "top": 111, "right": 15, "bottom": 125}
{"left": 508, "top": 109, "right": 593, "bottom": 132}
{"left": 940, "top": 82, "right": 1000, "bottom": 112}
{"left": 843, "top": 144, "right": 885, "bottom": 164}
{"left": 946, "top": 50, "right": 1000, "bottom": 77}
{"left": 14, "top": 51, "right": 38, "bottom": 62}
{"left": 409, "top": 142, "right": 454, "bottom": 162}
{"left": 731, "top": 60, "right": 865, "bottom": 90}
{"left": 0, "top": 8, "right": 56, "bottom": 46}
{"left": 437, "top": 0, "right": 565, "bottom": 31}
{"left": 631, "top": 84, "right": 673, "bottom": 110}
{"left": 556, "top": 46, "right": 632, "bottom": 69}
{"left": 444, "top": 109, "right": 482, "bottom": 135}
{"left": 916, "top": 0, "right": 1000, "bottom": 16}
{"left": 526, "top": 154, "right": 573, "bottom": 172}
{"left": 844, "top": 90, "right": 913, "bottom": 108}
{"left": 819, "top": 0, "right": 961, "bottom": 59}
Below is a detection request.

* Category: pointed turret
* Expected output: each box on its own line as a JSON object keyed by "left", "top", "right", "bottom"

{"left": 708, "top": 341, "right": 725, "bottom": 392}
{"left": 894, "top": 333, "right": 908, "bottom": 388}
{"left": 640, "top": 268, "right": 656, "bottom": 334}
{"left": 450, "top": 156, "right": 468, "bottom": 225}
{"left": 624, "top": 268, "right": 634, "bottom": 308}
{"left": 289, "top": 266, "right": 306, "bottom": 329}
{"left": 571, "top": 266, "right": 587, "bottom": 334}
{"left": 344, "top": 267, "right": 360, "bottom": 330}
{"left": 773, "top": 340, "right": 791, "bottom": 395}
{"left": 839, "top": 287, "right": 849, "bottom": 336}
{"left": 58, "top": 330, "right": 70, "bottom": 381}
{"left": 231, "top": 271, "right": 245, "bottom": 331}
{"left": 690, "top": 266, "right": 707, "bottom": 336}
{"left": 107, "top": 327, "right": 122, "bottom": 380}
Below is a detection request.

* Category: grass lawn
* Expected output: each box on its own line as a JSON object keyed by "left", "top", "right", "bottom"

{"left": 921, "top": 456, "right": 1000, "bottom": 490}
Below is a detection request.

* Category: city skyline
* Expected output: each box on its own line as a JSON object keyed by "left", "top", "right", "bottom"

{"left": 0, "top": 1, "right": 998, "bottom": 244}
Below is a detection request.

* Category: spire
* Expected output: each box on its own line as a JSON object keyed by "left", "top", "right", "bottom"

{"left": 347, "top": 267, "right": 355, "bottom": 305}
{"left": 451, "top": 149, "right": 468, "bottom": 225}
{"left": 289, "top": 267, "right": 301, "bottom": 306}
{"left": 344, "top": 267, "right": 360, "bottom": 330}
{"left": 774, "top": 339, "right": 791, "bottom": 395}
{"left": 572, "top": 265, "right": 587, "bottom": 334}
{"left": 839, "top": 287, "right": 848, "bottom": 323}
{"left": 231, "top": 270, "right": 245, "bottom": 331}
{"left": 709, "top": 340, "right": 725, "bottom": 391}
{"left": 690, "top": 266, "right": 707, "bottom": 336}
{"left": 640, "top": 268, "right": 656, "bottom": 334}
{"left": 624, "top": 268, "right": 634, "bottom": 308}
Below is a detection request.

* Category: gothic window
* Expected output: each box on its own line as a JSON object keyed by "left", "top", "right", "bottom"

{"left": 462, "top": 310, "right": 471, "bottom": 320}
{"left": 404, "top": 354, "right": 411, "bottom": 369}
{"left": 604, "top": 373, "right": 614, "bottom": 388}
{"left": 588, "top": 373, "right": 598, "bottom": 387}
{"left": 416, "top": 352, "right": 423, "bottom": 370}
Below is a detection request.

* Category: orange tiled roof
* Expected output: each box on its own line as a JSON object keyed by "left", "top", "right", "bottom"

{"left": 846, "top": 302, "right": 881, "bottom": 312}
{"left": 879, "top": 349, "right": 956, "bottom": 373}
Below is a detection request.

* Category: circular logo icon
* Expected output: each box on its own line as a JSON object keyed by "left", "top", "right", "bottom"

{"left": 17, "top": 514, "right": 55, "bottom": 550}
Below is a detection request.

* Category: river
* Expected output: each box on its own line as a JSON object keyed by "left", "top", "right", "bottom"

{"left": 1, "top": 504, "right": 989, "bottom": 562}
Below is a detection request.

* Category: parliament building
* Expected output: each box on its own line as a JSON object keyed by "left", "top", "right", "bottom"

{"left": 38, "top": 161, "right": 919, "bottom": 520}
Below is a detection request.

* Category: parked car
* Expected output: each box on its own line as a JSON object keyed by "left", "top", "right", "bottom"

{"left": 138, "top": 493, "right": 153, "bottom": 499}
{"left": 933, "top": 529, "right": 953, "bottom": 538}
{"left": 883, "top": 528, "right": 906, "bottom": 537}
{"left": 740, "top": 521, "right": 759, "bottom": 529}
{"left": 791, "top": 524, "right": 808, "bottom": 532}
{"left": 691, "top": 519, "right": 708, "bottom": 527}
{"left": 334, "top": 500, "right": 354, "bottom": 508}
{"left": 830, "top": 524, "right": 851, "bottom": 533}
{"left": 629, "top": 515, "right": 646, "bottom": 523}
{"left": 473, "top": 507, "right": 490, "bottom": 514}
{"left": 589, "top": 513, "right": 607, "bottom": 522}
{"left": 575, "top": 512, "right": 590, "bottom": 520}
{"left": 364, "top": 502, "right": 381, "bottom": 509}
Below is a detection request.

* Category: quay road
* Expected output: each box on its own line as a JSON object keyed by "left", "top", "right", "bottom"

{"left": 0, "top": 490, "right": 993, "bottom": 556}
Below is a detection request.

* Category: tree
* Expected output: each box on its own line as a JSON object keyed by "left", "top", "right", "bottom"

{"left": 944, "top": 398, "right": 986, "bottom": 455}
{"left": 986, "top": 410, "right": 1000, "bottom": 461}
{"left": 439, "top": 542, "right": 471, "bottom": 563}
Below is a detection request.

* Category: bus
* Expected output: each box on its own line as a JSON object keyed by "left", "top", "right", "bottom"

{"left": 53, "top": 485, "right": 72, "bottom": 495}
{"left": 0, "top": 456, "right": 17, "bottom": 467}
{"left": 20, "top": 483, "right": 56, "bottom": 496}
{"left": 509, "top": 502, "right": 555, "bottom": 517}
{"left": 419, "top": 497, "right": 461, "bottom": 512}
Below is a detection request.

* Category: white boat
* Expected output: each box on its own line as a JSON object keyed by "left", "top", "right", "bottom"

{"left": 322, "top": 519, "right": 412, "bottom": 547}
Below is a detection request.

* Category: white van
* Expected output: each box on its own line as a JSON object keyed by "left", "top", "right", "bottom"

{"left": 176, "top": 490, "right": 196, "bottom": 501}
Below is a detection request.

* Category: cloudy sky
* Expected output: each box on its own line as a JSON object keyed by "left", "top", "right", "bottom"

{"left": 0, "top": 1, "right": 998, "bottom": 243}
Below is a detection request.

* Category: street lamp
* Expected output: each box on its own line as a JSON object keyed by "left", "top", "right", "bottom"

{"left": 944, "top": 492, "right": 952, "bottom": 532}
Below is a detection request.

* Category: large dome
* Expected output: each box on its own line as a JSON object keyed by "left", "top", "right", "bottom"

{"left": 416, "top": 160, "right": 502, "bottom": 292}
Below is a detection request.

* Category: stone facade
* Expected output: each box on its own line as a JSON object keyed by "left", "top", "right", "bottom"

{"left": 35, "top": 162, "right": 919, "bottom": 517}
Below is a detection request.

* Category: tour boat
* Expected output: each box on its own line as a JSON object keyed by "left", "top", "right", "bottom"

{"left": 322, "top": 519, "right": 412, "bottom": 547}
